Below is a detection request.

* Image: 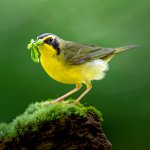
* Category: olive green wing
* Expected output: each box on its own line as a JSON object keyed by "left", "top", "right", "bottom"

{"left": 61, "top": 41, "right": 114, "bottom": 65}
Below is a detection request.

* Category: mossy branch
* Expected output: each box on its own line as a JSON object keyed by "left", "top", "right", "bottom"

{"left": 0, "top": 100, "right": 111, "bottom": 150}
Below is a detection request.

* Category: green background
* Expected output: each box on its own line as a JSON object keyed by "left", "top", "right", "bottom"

{"left": 0, "top": 0, "right": 150, "bottom": 149}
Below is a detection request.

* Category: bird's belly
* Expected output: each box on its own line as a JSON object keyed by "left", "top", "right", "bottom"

{"left": 40, "top": 55, "right": 108, "bottom": 84}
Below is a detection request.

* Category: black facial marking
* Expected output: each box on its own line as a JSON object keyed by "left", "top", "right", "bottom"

{"left": 37, "top": 33, "right": 50, "bottom": 39}
{"left": 44, "top": 37, "right": 60, "bottom": 55}
{"left": 44, "top": 37, "right": 54, "bottom": 45}
{"left": 52, "top": 39, "right": 60, "bottom": 55}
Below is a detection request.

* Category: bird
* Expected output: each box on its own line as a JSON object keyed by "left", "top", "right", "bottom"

{"left": 28, "top": 33, "right": 137, "bottom": 105}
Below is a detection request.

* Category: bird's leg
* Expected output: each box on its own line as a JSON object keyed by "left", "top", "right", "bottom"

{"left": 55, "top": 83, "right": 82, "bottom": 102}
{"left": 73, "top": 82, "right": 92, "bottom": 105}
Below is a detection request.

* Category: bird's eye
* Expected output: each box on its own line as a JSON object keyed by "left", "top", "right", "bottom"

{"left": 44, "top": 37, "right": 54, "bottom": 45}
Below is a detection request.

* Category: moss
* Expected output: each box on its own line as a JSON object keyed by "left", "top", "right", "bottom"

{"left": 0, "top": 99, "right": 111, "bottom": 150}
{"left": 0, "top": 99, "right": 102, "bottom": 139}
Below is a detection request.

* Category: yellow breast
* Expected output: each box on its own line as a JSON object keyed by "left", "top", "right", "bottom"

{"left": 39, "top": 44, "right": 108, "bottom": 84}
{"left": 39, "top": 44, "right": 83, "bottom": 84}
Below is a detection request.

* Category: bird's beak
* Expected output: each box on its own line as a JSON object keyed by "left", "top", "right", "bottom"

{"left": 27, "top": 39, "right": 43, "bottom": 63}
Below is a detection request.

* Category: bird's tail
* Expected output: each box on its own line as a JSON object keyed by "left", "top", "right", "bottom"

{"left": 103, "top": 45, "right": 138, "bottom": 62}
{"left": 114, "top": 45, "right": 139, "bottom": 54}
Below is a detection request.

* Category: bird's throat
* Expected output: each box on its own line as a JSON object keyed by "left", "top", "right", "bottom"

{"left": 39, "top": 44, "right": 57, "bottom": 58}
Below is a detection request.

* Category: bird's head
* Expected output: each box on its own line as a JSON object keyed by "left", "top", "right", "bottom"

{"left": 28, "top": 33, "right": 62, "bottom": 63}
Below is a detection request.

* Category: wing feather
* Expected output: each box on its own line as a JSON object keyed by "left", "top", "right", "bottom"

{"left": 61, "top": 41, "right": 114, "bottom": 65}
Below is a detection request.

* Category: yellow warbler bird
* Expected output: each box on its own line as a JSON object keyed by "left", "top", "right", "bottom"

{"left": 28, "top": 33, "right": 137, "bottom": 104}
